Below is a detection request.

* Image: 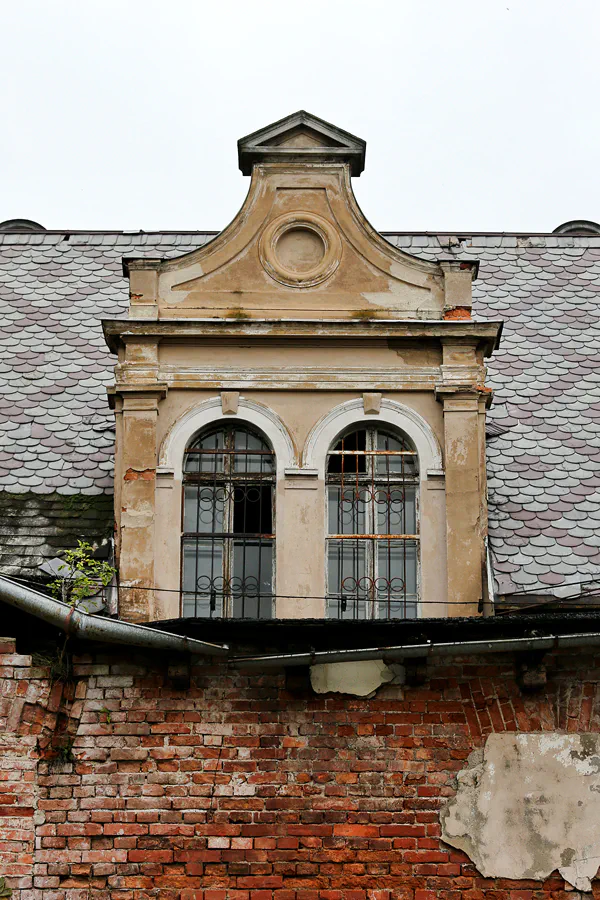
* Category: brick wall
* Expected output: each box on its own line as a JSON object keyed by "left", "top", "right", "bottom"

{"left": 1, "top": 641, "right": 598, "bottom": 899}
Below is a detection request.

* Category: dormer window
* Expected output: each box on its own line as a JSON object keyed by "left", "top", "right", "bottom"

{"left": 110, "top": 112, "right": 498, "bottom": 626}
{"left": 181, "top": 425, "right": 275, "bottom": 619}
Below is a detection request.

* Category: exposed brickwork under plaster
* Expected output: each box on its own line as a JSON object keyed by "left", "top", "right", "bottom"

{"left": 0, "top": 637, "right": 89, "bottom": 883}
{"left": 2, "top": 645, "right": 600, "bottom": 899}
{"left": 441, "top": 307, "right": 472, "bottom": 321}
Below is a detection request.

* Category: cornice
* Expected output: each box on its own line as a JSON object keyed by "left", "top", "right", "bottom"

{"left": 102, "top": 317, "right": 503, "bottom": 356}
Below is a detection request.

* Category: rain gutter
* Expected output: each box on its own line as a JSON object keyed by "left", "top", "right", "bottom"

{"left": 5, "top": 576, "right": 600, "bottom": 668}
{"left": 230, "top": 630, "right": 600, "bottom": 668}
{"left": 0, "top": 576, "right": 228, "bottom": 657}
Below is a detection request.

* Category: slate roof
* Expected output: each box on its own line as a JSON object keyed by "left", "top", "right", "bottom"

{"left": 1, "top": 229, "right": 600, "bottom": 597}
{"left": 0, "top": 232, "right": 214, "bottom": 493}
{"left": 387, "top": 233, "right": 600, "bottom": 597}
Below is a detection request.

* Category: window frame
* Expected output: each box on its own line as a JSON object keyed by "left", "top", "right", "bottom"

{"left": 180, "top": 423, "right": 276, "bottom": 619}
{"left": 325, "top": 424, "right": 420, "bottom": 620}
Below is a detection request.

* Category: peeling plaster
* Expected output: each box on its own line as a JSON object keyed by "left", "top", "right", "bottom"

{"left": 310, "top": 660, "right": 404, "bottom": 697}
{"left": 123, "top": 468, "right": 155, "bottom": 481}
{"left": 443, "top": 306, "right": 472, "bottom": 320}
{"left": 121, "top": 502, "right": 154, "bottom": 527}
{"left": 440, "top": 734, "right": 600, "bottom": 892}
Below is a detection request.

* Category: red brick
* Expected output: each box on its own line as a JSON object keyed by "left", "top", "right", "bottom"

{"left": 238, "top": 877, "right": 284, "bottom": 889}
{"left": 333, "top": 825, "right": 379, "bottom": 838}
{"left": 0, "top": 642, "right": 597, "bottom": 898}
{"left": 128, "top": 849, "right": 174, "bottom": 863}
{"left": 0, "top": 806, "right": 34, "bottom": 817}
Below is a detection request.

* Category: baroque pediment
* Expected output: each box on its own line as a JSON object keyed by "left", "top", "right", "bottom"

{"left": 125, "top": 113, "right": 475, "bottom": 321}
{"left": 238, "top": 110, "right": 366, "bottom": 174}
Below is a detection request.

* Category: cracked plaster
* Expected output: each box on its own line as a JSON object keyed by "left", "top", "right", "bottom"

{"left": 440, "top": 733, "right": 600, "bottom": 892}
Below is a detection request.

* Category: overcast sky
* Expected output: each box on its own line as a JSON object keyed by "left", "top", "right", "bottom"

{"left": 2, "top": 0, "right": 598, "bottom": 233}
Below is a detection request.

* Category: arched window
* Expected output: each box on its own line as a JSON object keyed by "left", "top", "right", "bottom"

{"left": 326, "top": 425, "right": 419, "bottom": 619}
{"left": 182, "top": 424, "right": 275, "bottom": 619}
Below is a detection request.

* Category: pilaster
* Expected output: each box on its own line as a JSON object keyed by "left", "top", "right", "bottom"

{"left": 277, "top": 471, "right": 324, "bottom": 617}
{"left": 124, "top": 259, "right": 160, "bottom": 320}
{"left": 439, "top": 390, "right": 486, "bottom": 617}
{"left": 117, "top": 391, "right": 164, "bottom": 622}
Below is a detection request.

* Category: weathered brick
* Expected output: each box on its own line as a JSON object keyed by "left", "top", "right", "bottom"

{"left": 1, "top": 643, "right": 599, "bottom": 899}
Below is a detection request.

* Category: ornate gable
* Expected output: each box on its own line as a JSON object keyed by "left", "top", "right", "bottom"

{"left": 125, "top": 112, "right": 476, "bottom": 322}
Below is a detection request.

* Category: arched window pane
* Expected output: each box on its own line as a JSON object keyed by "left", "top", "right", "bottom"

{"left": 182, "top": 425, "right": 275, "bottom": 619}
{"left": 376, "top": 430, "right": 418, "bottom": 476}
{"left": 184, "top": 429, "right": 225, "bottom": 474}
{"left": 326, "top": 425, "right": 419, "bottom": 620}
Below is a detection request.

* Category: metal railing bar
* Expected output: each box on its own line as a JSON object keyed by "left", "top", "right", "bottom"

{"left": 328, "top": 534, "right": 419, "bottom": 540}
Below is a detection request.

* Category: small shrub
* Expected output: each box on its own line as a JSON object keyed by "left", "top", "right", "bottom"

{"left": 50, "top": 540, "right": 115, "bottom": 610}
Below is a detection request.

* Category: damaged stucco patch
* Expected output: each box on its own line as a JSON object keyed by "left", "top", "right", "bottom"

{"left": 310, "top": 660, "right": 404, "bottom": 697}
{"left": 440, "top": 733, "right": 600, "bottom": 892}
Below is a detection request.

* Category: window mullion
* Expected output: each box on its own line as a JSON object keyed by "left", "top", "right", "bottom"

{"left": 223, "top": 428, "right": 234, "bottom": 617}
{"left": 367, "top": 426, "right": 376, "bottom": 619}
{"left": 240, "top": 427, "right": 249, "bottom": 617}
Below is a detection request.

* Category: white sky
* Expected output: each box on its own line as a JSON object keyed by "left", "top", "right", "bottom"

{"left": 1, "top": 0, "right": 599, "bottom": 232}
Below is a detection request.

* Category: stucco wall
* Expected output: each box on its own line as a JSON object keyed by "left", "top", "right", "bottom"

{"left": 147, "top": 388, "right": 447, "bottom": 621}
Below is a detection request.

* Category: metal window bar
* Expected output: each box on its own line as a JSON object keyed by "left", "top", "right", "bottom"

{"left": 182, "top": 426, "right": 275, "bottom": 619}
{"left": 326, "top": 426, "right": 419, "bottom": 620}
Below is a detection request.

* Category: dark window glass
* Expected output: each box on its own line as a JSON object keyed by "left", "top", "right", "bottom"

{"left": 182, "top": 426, "right": 274, "bottom": 619}
{"left": 326, "top": 425, "right": 419, "bottom": 620}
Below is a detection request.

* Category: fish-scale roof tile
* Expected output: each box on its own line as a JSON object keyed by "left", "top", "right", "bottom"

{"left": 2, "top": 230, "right": 600, "bottom": 590}
{"left": 393, "top": 233, "right": 600, "bottom": 593}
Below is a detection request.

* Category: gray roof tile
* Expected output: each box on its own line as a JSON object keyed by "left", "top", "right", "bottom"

{"left": 0, "top": 231, "right": 215, "bottom": 511}
{"left": 388, "top": 232, "right": 600, "bottom": 596}
{"left": 2, "top": 228, "right": 600, "bottom": 595}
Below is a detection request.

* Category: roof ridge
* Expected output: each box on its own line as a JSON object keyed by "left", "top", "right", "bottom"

{"left": 1, "top": 229, "right": 599, "bottom": 245}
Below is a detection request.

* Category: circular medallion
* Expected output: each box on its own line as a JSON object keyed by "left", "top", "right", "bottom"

{"left": 259, "top": 212, "right": 342, "bottom": 288}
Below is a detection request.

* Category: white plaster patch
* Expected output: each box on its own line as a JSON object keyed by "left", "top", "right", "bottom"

{"left": 440, "top": 733, "right": 600, "bottom": 892}
{"left": 559, "top": 846, "right": 600, "bottom": 893}
{"left": 309, "top": 659, "right": 403, "bottom": 697}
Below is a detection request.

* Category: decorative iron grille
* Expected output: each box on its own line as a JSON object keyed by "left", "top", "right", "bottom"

{"left": 181, "top": 425, "right": 274, "bottom": 618}
{"left": 326, "top": 425, "right": 419, "bottom": 619}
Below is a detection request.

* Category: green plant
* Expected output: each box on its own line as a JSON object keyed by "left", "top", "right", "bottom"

{"left": 100, "top": 706, "right": 112, "bottom": 725}
{"left": 49, "top": 540, "right": 115, "bottom": 610}
{"left": 0, "top": 877, "right": 12, "bottom": 899}
{"left": 32, "top": 645, "right": 72, "bottom": 684}
{"left": 49, "top": 736, "right": 76, "bottom": 770}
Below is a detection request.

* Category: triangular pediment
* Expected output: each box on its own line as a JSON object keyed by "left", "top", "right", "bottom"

{"left": 263, "top": 127, "right": 345, "bottom": 150}
{"left": 238, "top": 110, "right": 366, "bottom": 176}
